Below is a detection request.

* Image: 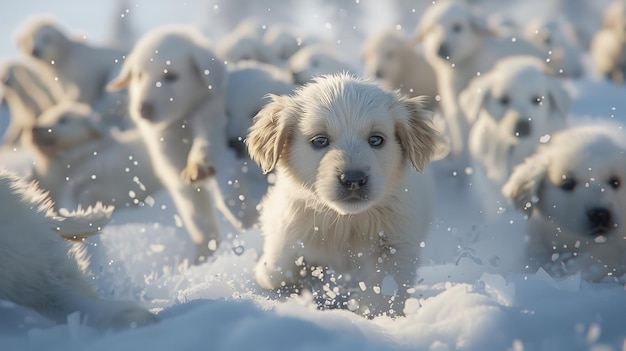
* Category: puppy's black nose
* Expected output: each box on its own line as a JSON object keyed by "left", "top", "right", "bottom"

{"left": 437, "top": 44, "right": 450, "bottom": 59}
{"left": 375, "top": 68, "right": 384, "bottom": 78}
{"left": 139, "top": 102, "right": 154, "bottom": 120}
{"left": 514, "top": 119, "right": 531, "bottom": 138}
{"left": 32, "top": 47, "right": 41, "bottom": 58}
{"left": 587, "top": 208, "right": 612, "bottom": 228}
{"left": 339, "top": 170, "right": 368, "bottom": 190}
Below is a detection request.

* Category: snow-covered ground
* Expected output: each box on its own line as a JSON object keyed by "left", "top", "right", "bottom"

{"left": 2, "top": 1, "right": 626, "bottom": 350}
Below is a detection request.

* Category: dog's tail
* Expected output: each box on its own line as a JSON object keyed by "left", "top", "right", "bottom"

{"left": 48, "top": 202, "right": 114, "bottom": 241}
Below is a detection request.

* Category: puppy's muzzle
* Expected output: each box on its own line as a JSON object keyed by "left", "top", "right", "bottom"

{"left": 139, "top": 102, "right": 155, "bottom": 120}
{"left": 339, "top": 170, "right": 368, "bottom": 191}
{"left": 31, "top": 47, "right": 42, "bottom": 59}
{"left": 437, "top": 44, "right": 450, "bottom": 59}
{"left": 587, "top": 207, "right": 613, "bottom": 234}
{"left": 514, "top": 119, "right": 531, "bottom": 138}
{"left": 31, "top": 127, "right": 55, "bottom": 146}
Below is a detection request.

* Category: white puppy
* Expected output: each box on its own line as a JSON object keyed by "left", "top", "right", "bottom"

{"left": 26, "top": 102, "right": 160, "bottom": 210}
{"left": 288, "top": 44, "right": 358, "bottom": 85}
{"left": 523, "top": 17, "right": 584, "bottom": 78}
{"left": 0, "top": 61, "right": 61, "bottom": 145}
{"left": 502, "top": 124, "right": 626, "bottom": 281}
{"left": 413, "top": 1, "right": 545, "bottom": 168}
{"left": 0, "top": 169, "right": 157, "bottom": 329}
{"left": 15, "top": 17, "right": 129, "bottom": 127}
{"left": 108, "top": 26, "right": 255, "bottom": 262}
{"left": 217, "top": 18, "right": 273, "bottom": 64}
{"left": 246, "top": 73, "right": 439, "bottom": 317}
{"left": 225, "top": 61, "right": 296, "bottom": 159}
{"left": 461, "top": 56, "right": 570, "bottom": 185}
{"left": 590, "top": 0, "right": 626, "bottom": 83}
{"left": 361, "top": 30, "right": 438, "bottom": 102}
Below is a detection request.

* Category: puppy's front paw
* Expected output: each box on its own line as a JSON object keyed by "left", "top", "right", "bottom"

{"left": 180, "top": 161, "right": 216, "bottom": 183}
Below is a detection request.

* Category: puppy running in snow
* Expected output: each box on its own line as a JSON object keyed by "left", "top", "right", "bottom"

{"left": 246, "top": 73, "right": 439, "bottom": 317}
{"left": 108, "top": 26, "right": 256, "bottom": 262}
{"left": 0, "top": 169, "right": 157, "bottom": 329}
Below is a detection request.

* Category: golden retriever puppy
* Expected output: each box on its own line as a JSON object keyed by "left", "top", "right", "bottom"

{"left": 413, "top": 1, "right": 545, "bottom": 168}
{"left": 0, "top": 61, "right": 62, "bottom": 145}
{"left": 0, "top": 169, "right": 157, "bottom": 329}
{"left": 15, "top": 17, "right": 126, "bottom": 112}
{"left": 246, "top": 73, "right": 439, "bottom": 317}
{"left": 26, "top": 102, "right": 160, "bottom": 211}
{"left": 502, "top": 124, "right": 626, "bottom": 281}
{"left": 590, "top": 0, "right": 626, "bottom": 83}
{"left": 108, "top": 26, "right": 256, "bottom": 262}
{"left": 361, "top": 29, "right": 438, "bottom": 102}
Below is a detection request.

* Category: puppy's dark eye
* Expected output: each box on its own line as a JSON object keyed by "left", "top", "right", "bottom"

{"left": 609, "top": 176, "right": 621, "bottom": 189}
{"left": 452, "top": 23, "right": 463, "bottom": 33}
{"left": 163, "top": 71, "right": 179, "bottom": 82}
{"left": 560, "top": 178, "right": 577, "bottom": 192}
{"left": 499, "top": 95, "right": 510, "bottom": 106}
{"left": 531, "top": 95, "right": 543, "bottom": 106}
{"left": 58, "top": 116, "right": 69, "bottom": 124}
{"left": 368, "top": 135, "right": 384, "bottom": 147}
{"left": 311, "top": 136, "right": 329, "bottom": 149}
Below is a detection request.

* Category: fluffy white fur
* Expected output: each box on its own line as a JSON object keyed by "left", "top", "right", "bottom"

{"left": 523, "top": 17, "right": 584, "bottom": 78}
{"left": 246, "top": 73, "right": 439, "bottom": 317}
{"left": 262, "top": 24, "right": 304, "bottom": 64}
{"left": 107, "top": 26, "right": 256, "bottom": 262}
{"left": 361, "top": 30, "right": 438, "bottom": 102}
{"left": 0, "top": 169, "right": 157, "bottom": 329}
{"left": 590, "top": 0, "right": 626, "bottom": 83}
{"left": 502, "top": 124, "right": 626, "bottom": 281}
{"left": 15, "top": 17, "right": 126, "bottom": 108}
{"left": 0, "top": 61, "right": 61, "bottom": 145}
{"left": 25, "top": 102, "right": 161, "bottom": 210}
{"left": 288, "top": 44, "right": 358, "bottom": 85}
{"left": 413, "top": 0, "right": 545, "bottom": 168}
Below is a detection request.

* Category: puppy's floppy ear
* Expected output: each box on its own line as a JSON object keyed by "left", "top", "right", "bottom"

{"left": 502, "top": 152, "right": 549, "bottom": 216}
{"left": 245, "top": 94, "right": 296, "bottom": 173}
{"left": 190, "top": 44, "right": 227, "bottom": 93}
{"left": 107, "top": 52, "right": 134, "bottom": 91}
{"left": 394, "top": 95, "right": 438, "bottom": 172}
{"left": 459, "top": 74, "right": 492, "bottom": 124}
{"left": 545, "top": 74, "right": 571, "bottom": 121}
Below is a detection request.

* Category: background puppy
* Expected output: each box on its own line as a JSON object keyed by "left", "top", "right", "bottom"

{"left": 108, "top": 26, "right": 255, "bottom": 262}
{"left": 590, "top": 0, "right": 626, "bottom": 83}
{"left": 502, "top": 124, "right": 626, "bottom": 281}
{"left": 15, "top": 16, "right": 129, "bottom": 128}
{"left": 26, "top": 102, "right": 160, "bottom": 210}
{"left": 225, "top": 61, "right": 296, "bottom": 160}
{"left": 461, "top": 57, "right": 570, "bottom": 184}
{"left": 0, "top": 169, "right": 157, "bottom": 329}
{"left": 361, "top": 29, "right": 438, "bottom": 103}
{"left": 523, "top": 17, "right": 584, "bottom": 78}
{"left": 288, "top": 44, "right": 358, "bottom": 85}
{"left": 413, "top": 1, "right": 545, "bottom": 169}
{"left": 246, "top": 73, "right": 439, "bottom": 317}
{"left": 0, "top": 61, "right": 62, "bottom": 145}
